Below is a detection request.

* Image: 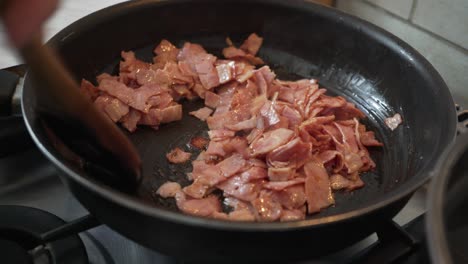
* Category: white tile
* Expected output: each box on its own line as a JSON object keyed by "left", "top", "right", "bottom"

{"left": 336, "top": 0, "right": 468, "bottom": 103}
{"left": 412, "top": 0, "right": 468, "bottom": 50}
{"left": 366, "top": 0, "right": 414, "bottom": 19}
{"left": 43, "top": 0, "right": 128, "bottom": 41}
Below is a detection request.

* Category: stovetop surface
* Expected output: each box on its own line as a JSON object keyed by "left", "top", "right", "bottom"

{"left": 0, "top": 147, "right": 428, "bottom": 263}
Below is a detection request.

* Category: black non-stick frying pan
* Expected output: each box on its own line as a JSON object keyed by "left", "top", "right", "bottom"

{"left": 18, "top": 0, "right": 456, "bottom": 261}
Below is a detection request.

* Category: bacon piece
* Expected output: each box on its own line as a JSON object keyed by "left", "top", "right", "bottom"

{"left": 148, "top": 93, "right": 173, "bottom": 109}
{"left": 235, "top": 63, "right": 256, "bottom": 82}
{"left": 93, "top": 95, "right": 129, "bottom": 122}
{"left": 217, "top": 153, "right": 247, "bottom": 178}
{"left": 260, "top": 100, "right": 280, "bottom": 126}
{"left": 157, "top": 182, "right": 181, "bottom": 198}
{"left": 164, "top": 61, "right": 194, "bottom": 85}
{"left": 191, "top": 159, "right": 212, "bottom": 180}
{"left": 96, "top": 73, "right": 118, "bottom": 84}
{"left": 224, "top": 116, "right": 258, "bottom": 131}
{"left": 213, "top": 197, "right": 256, "bottom": 221}
{"left": 205, "top": 140, "right": 227, "bottom": 157}
{"left": 315, "top": 95, "right": 347, "bottom": 109}
{"left": 385, "top": 113, "right": 403, "bottom": 131}
{"left": 330, "top": 174, "right": 365, "bottom": 191}
{"left": 98, "top": 79, "right": 162, "bottom": 113}
{"left": 240, "top": 166, "right": 268, "bottom": 182}
{"left": 153, "top": 39, "right": 179, "bottom": 69}
{"left": 317, "top": 150, "right": 345, "bottom": 173}
{"left": 189, "top": 107, "right": 213, "bottom": 121}
{"left": 267, "top": 167, "right": 295, "bottom": 182}
{"left": 135, "top": 68, "right": 157, "bottom": 86}
{"left": 246, "top": 128, "right": 263, "bottom": 144}
{"left": 240, "top": 33, "right": 263, "bottom": 56}
{"left": 204, "top": 91, "right": 221, "bottom": 108}
{"left": 120, "top": 51, "right": 150, "bottom": 74}
{"left": 176, "top": 193, "right": 221, "bottom": 217}
{"left": 138, "top": 109, "right": 160, "bottom": 126}
{"left": 80, "top": 79, "right": 99, "bottom": 101}
{"left": 323, "top": 123, "right": 364, "bottom": 174}
{"left": 267, "top": 137, "right": 312, "bottom": 168}
{"left": 190, "top": 137, "right": 209, "bottom": 149}
{"left": 282, "top": 105, "right": 302, "bottom": 128}
{"left": 250, "top": 128, "right": 295, "bottom": 157}
{"left": 304, "top": 162, "right": 334, "bottom": 214}
{"left": 222, "top": 137, "right": 250, "bottom": 159}
{"left": 216, "top": 61, "right": 235, "bottom": 84}
{"left": 178, "top": 42, "right": 219, "bottom": 89}
{"left": 208, "top": 129, "right": 235, "bottom": 141}
{"left": 280, "top": 208, "right": 306, "bottom": 222}
{"left": 120, "top": 109, "right": 142, "bottom": 132}
{"left": 360, "top": 130, "right": 383, "bottom": 147}
{"left": 300, "top": 115, "right": 335, "bottom": 131}
{"left": 177, "top": 57, "right": 195, "bottom": 72}
{"left": 222, "top": 46, "right": 247, "bottom": 58}
{"left": 183, "top": 180, "right": 211, "bottom": 199}
{"left": 274, "top": 185, "right": 307, "bottom": 210}
{"left": 251, "top": 190, "right": 282, "bottom": 222}
{"left": 263, "top": 178, "right": 305, "bottom": 191}
{"left": 334, "top": 102, "right": 366, "bottom": 120}
{"left": 140, "top": 104, "right": 182, "bottom": 126}
{"left": 217, "top": 176, "right": 263, "bottom": 201}
{"left": 196, "top": 154, "right": 246, "bottom": 186}
{"left": 222, "top": 34, "right": 264, "bottom": 66}
{"left": 166, "top": 147, "right": 191, "bottom": 164}
{"left": 213, "top": 209, "right": 256, "bottom": 222}
{"left": 158, "top": 104, "right": 183, "bottom": 123}
{"left": 195, "top": 167, "right": 224, "bottom": 186}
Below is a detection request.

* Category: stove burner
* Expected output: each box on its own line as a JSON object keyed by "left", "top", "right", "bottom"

{"left": 0, "top": 205, "right": 88, "bottom": 264}
{"left": 1, "top": 239, "right": 32, "bottom": 264}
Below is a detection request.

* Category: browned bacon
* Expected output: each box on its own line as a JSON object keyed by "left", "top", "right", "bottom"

{"left": 166, "top": 147, "right": 191, "bottom": 164}
{"left": 83, "top": 33, "right": 383, "bottom": 222}
{"left": 190, "top": 137, "right": 209, "bottom": 149}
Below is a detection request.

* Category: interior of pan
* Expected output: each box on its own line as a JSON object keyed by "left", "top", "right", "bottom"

{"left": 22, "top": 0, "right": 456, "bottom": 222}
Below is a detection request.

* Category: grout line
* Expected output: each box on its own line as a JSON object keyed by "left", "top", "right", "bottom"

{"left": 358, "top": 0, "right": 468, "bottom": 54}
{"left": 409, "top": 0, "right": 418, "bottom": 21}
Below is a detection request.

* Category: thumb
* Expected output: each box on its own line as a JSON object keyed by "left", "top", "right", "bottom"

{"left": 2, "top": 0, "right": 58, "bottom": 48}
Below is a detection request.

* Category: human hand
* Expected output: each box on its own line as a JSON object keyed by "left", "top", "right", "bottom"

{"left": 1, "top": 0, "right": 58, "bottom": 48}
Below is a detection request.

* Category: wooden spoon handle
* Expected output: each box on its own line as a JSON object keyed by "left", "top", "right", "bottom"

{"left": 21, "top": 35, "right": 142, "bottom": 180}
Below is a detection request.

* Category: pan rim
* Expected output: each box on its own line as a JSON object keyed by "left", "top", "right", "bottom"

{"left": 425, "top": 134, "right": 466, "bottom": 264}
{"left": 22, "top": 0, "right": 457, "bottom": 231}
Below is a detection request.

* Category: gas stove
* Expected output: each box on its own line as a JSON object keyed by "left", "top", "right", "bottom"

{"left": 0, "top": 66, "right": 465, "bottom": 264}
{"left": 0, "top": 67, "right": 434, "bottom": 264}
{"left": 0, "top": 146, "right": 430, "bottom": 264}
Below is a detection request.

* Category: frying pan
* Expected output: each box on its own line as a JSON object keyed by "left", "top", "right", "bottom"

{"left": 17, "top": 0, "right": 457, "bottom": 261}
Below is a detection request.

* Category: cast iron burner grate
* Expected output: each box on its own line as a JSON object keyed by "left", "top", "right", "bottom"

{"left": 348, "top": 214, "right": 430, "bottom": 264}
{"left": 0, "top": 205, "right": 89, "bottom": 264}
{"left": 0, "top": 205, "right": 432, "bottom": 264}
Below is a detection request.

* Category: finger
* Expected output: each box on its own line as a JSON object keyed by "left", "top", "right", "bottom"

{"left": 2, "top": 0, "right": 58, "bottom": 48}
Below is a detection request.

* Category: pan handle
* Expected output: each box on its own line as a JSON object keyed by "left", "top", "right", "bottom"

{"left": 0, "top": 67, "right": 34, "bottom": 157}
{"left": 30, "top": 214, "right": 101, "bottom": 259}
{"left": 39, "top": 214, "right": 101, "bottom": 243}
{"left": 348, "top": 220, "right": 417, "bottom": 264}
